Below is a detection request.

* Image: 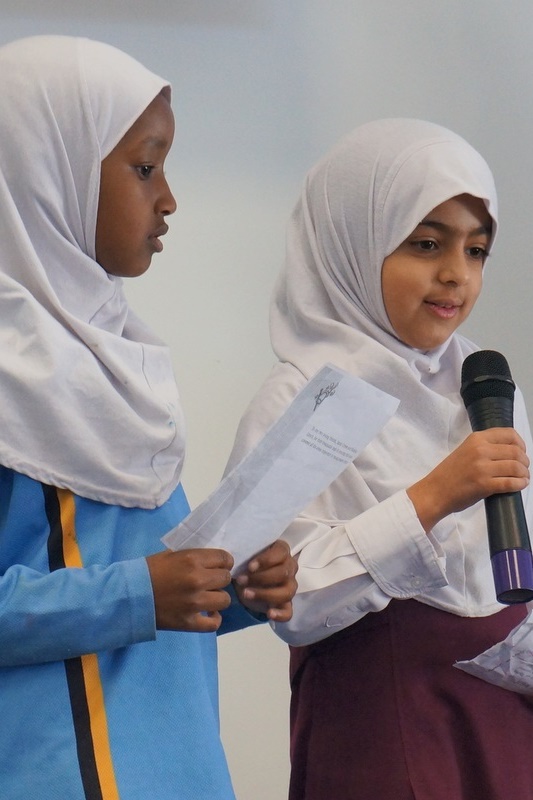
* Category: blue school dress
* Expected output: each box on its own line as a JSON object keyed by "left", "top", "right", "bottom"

{"left": 0, "top": 467, "right": 256, "bottom": 799}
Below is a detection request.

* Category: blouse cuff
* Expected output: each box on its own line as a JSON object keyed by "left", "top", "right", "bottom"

{"left": 346, "top": 490, "right": 447, "bottom": 597}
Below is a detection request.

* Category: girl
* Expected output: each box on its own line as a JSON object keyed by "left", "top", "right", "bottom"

{"left": 0, "top": 35, "right": 296, "bottom": 799}
{"left": 226, "top": 118, "right": 533, "bottom": 799}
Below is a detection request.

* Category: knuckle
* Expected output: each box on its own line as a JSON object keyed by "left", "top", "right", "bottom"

{"left": 181, "top": 550, "right": 199, "bottom": 569}
{"left": 187, "top": 573, "right": 205, "bottom": 593}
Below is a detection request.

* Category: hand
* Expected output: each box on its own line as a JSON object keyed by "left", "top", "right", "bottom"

{"left": 408, "top": 427, "right": 530, "bottom": 533}
{"left": 146, "top": 548, "right": 234, "bottom": 633}
{"left": 234, "top": 539, "right": 298, "bottom": 622}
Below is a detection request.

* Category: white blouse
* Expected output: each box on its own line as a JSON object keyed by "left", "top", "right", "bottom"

{"left": 226, "top": 361, "right": 533, "bottom": 646}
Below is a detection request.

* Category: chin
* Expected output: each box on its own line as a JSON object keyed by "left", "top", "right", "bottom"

{"left": 419, "top": 336, "right": 455, "bottom": 351}
{"left": 116, "top": 260, "right": 152, "bottom": 278}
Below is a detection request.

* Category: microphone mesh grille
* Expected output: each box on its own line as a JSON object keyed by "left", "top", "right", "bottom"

{"left": 460, "top": 350, "right": 515, "bottom": 406}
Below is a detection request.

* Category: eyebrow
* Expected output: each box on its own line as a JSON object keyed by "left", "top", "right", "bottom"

{"left": 417, "top": 219, "right": 492, "bottom": 236}
{"left": 139, "top": 136, "right": 170, "bottom": 148}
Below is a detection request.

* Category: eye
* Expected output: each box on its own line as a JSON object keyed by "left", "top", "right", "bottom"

{"left": 136, "top": 165, "right": 154, "bottom": 180}
{"left": 467, "top": 246, "right": 489, "bottom": 262}
{"left": 411, "top": 239, "right": 438, "bottom": 252}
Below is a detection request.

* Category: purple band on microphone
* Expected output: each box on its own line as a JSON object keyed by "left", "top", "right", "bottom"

{"left": 491, "top": 549, "right": 533, "bottom": 604}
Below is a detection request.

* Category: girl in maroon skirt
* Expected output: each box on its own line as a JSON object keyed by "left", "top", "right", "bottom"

{"left": 227, "top": 119, "right": 533, "bottom": 799}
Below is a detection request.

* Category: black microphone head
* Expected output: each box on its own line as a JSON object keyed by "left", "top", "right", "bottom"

{"left": 460, "top": 350, "right": 515, "bottom": 408}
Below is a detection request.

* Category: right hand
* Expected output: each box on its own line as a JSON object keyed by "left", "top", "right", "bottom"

{"left": 407, "top": 428, "right": 530, "bottom": 533}
{"left": 146, "top": 548, "right": 234, "bottom": 633}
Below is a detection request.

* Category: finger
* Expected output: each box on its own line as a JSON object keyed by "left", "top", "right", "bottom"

{"left": 246, "top": 540, "right": 291, "bottom": 573}
{"left": 494, "top": 476, "right": 530, "bottom": 493}
{"left": 481, "top": 429, "right": 527, "bottom": 450}
{"left": 194, "top": 588, "right": 233, "bottom": 613}
{"left": 266, "top": 601, "right": 293, "bottom": 623}
{"left": 195, "top": 548, "right": 235, "bottom": 571}
{"left": 488, "top": 444, "right": 530, "bottom": 467}
{"left": 245, "top": 563, "right": 296, "bottom": 590}
{"left": 198, "top": 567, "right": 234, "bottom": 591}
{"left": 184, "top": 610, "right": 223, "bottom": 633}
{"left": 243, "top": 581, "right": 297, "bottom": 607}
{"left": 488, "top": 459, "right": 530, "bottom": 479}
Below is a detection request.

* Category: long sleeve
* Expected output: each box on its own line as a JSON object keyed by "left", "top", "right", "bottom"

{"left": 272, "top": 490, "right": 447, "bottom": 645}
{"left": 0, "top": 469, "right": 188, "bottom": 667}
{"left": 226, "top": 363, "right": 533, "bottom": 647}
{"left": 0, "top": 557, "right": 155, "bottom": 666}
{"left": 226, "top": 364, "right": 445, "bottom": 645}
{"left": 218, "top": 583, "right": 266, "bottom": 635}
{"left": 0, "top": 468, "right": 265, "bottom": 665}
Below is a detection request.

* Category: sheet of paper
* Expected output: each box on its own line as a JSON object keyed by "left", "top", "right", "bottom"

{"left": 162, "top": 363, "right": 399, "bottom": 574}
{"left": 455, "top": 609, "right": 533, "bottom": 695}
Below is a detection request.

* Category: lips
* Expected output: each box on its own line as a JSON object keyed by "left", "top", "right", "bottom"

{"left": 425, "top": 299, "right": 462, "bottom": 319}
{"left": 151, "top": 222, "right": 169, "bottom": 239}
{"left": 150, "top": 223, "right": 169, "bottom": 252}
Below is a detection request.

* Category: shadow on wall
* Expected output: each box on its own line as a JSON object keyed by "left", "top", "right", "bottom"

{"left": 1, "top": 0, "right": 270, "bottom": 24}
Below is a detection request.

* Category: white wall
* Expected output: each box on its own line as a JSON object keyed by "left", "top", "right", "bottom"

{"left": 3, "top": 3, "right": 533, "bottom": 797}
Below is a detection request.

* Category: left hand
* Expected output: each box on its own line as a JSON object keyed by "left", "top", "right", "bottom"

{"left": 234, "top": 540, "right": 298, "bottom": 622}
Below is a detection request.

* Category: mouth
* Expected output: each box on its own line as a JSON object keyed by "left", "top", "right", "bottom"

{"left": 150, "top": 223, "right": 169, "bottom": 253}
{"left": 425, "top": 299, "right": 462, "bottom": 319}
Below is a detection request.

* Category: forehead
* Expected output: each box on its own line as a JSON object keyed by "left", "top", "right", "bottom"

{"left": 117, "top": 92, "right": 174, "bottom": 151}
{"left": 417, "top": 194, "right": 492, "bottom": 232}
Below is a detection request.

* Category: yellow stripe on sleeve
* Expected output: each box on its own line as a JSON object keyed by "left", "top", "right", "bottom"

{"left": 57, "top": 488, "right": 121, "bottom": 800}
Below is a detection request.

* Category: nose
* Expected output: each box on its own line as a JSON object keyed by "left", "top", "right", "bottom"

{"left": 438, "top": 252, "right": 469, "bottom": 286}
{"left": 158, "top": 175, "right": 177, "bottom": 216}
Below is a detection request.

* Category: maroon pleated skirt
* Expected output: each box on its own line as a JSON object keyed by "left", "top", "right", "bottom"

{"left": 289, "top": 599, "right": 533, "bottom": 800}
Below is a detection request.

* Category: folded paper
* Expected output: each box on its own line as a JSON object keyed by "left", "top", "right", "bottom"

{"left": 456, "top": 609, "right": 533, "bottom": 694}
{"left": 162, "top": 364, "right": 399, "bottom": 574}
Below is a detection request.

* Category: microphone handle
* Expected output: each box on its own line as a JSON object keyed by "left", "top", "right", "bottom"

{"left": 465, "top": 395, "right": 514, "bottom": 431}
{"left": 484, "top": 492, "right": 531, "bottom": 554}
{"left": 464, "top": 395, "right": 533, "bottom": 602}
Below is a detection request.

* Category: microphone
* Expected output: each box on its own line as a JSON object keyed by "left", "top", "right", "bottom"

{"left": 460, "top": 349, "right": 533, "bottom": 604}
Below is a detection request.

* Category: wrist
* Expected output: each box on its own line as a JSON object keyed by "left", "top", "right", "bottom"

{"left": 407, "top": 479, "right": 444, "bottom": 534}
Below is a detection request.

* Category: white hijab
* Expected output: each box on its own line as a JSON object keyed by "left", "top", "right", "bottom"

{"left": 0, "top": 35, "right": 185, "bottom": 508}
{"left": 272, "top": 118, "right": 497, "bottom": 384}
{"left": 271, "top": 119, "right": 499, "bottom": 521}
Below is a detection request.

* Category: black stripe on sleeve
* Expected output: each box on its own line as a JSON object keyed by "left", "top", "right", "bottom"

{"left": 42, "top": 483, "right": 104, "bottom": 800}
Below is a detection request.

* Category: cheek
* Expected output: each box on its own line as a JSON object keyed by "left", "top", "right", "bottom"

{"left": 382, "top": 273, "right": 416, "bottom": 325}
{"left": 467, "top": 270, "right": 484, "bottom": 306}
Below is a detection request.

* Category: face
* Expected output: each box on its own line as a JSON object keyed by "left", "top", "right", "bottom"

{"left": 95, "top": 91, "right": 177, "bottom": 278}
{"left": 381, "top": 194, "right": 492, "bottom": 351}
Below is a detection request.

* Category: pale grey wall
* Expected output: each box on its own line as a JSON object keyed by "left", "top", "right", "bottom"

{"left": 3, "top": 3, "right": 533, "bottom": 798}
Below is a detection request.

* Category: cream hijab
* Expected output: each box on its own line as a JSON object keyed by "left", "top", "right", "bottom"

{"left": 0, "top": 35, "right": 185, "bottom": 508}
{"left": 271, "top": 119, "right": 501, "bottom": 544}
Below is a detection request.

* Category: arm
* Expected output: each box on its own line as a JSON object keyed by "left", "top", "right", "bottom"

{"left": 225, "top": 366, "right": 448, "bottom": 646}
{"left": 1, "top": 547, "right": 237, "bottom": 666}
{"left": 407, "top": 427, "right": 529, "bottom": 533}
{"left": 271, "top": 426, "right": 529, "bottom": 646}
{"left": 270, "top": 488, "right": 447, "bottom": 645}
{"left": 0, "top": 557, "right": 155, "bottom": 666}
{"left": 226, "top": 365, "right": 532, "bottom": 647}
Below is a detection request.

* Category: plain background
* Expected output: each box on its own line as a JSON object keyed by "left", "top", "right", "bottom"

{"left": 3, "top": 3, "right": 533, "bottom": 797}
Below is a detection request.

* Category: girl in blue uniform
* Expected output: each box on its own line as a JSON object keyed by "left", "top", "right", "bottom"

{"left": 0, "top": 35, "right": 296, "bottom": 800}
